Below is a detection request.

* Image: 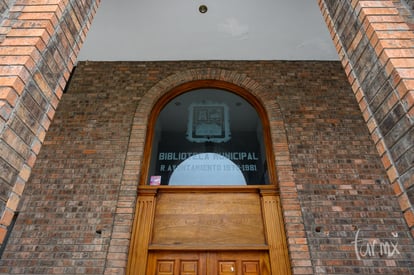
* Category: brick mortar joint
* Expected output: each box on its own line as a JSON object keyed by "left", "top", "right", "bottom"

{"left": 399, "top": 193, "right": 414, "bottom": 213}
{"left": 0, "top": 0, "right": 102, "bottom": 249}
{"left": 0, "top": 1, "right": 65, "bottom": 43}
{"left": 0, "top": 65, "right": 32, "bottom": 86}
{"left": 358, "top": 2, "right": 414, "bottom": 64}
{"left": 355, "top": 80, "right": 408, "bottom": 199}
{"left": 399, "top": 0, "right": 414, "bottom": 18}
{"left": 0, "top": 0, "right": 18, "bottom": 40}
{"left": 66, "top": 0, "right": 100, "bottom": 66}
{"left": 393, "top": 79, "right": 414, "bottom": 123}
{"left": 320, "top": 0, "right": 414, "bottom": 240}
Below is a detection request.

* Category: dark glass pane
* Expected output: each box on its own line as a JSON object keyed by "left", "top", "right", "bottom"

{"left": 147, "top": 89, "right": 269, "bottom": 185}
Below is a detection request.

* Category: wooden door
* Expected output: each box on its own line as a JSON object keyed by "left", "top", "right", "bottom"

{"left": 211, "top": 251, "right": 270, "bottom": 275}
{"left": 146, "top": 251, "right": 270, "bottom": 275}
{"left": 127, "top": 187, "right": 291, "bottom": 275}
{"left": 147, "top": 251, "right": 205, "bottom": 275}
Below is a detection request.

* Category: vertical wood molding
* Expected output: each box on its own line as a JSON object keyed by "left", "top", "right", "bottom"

{"left": 127, "top": 190, "right": 157, "bottom": 275}
{"left": 261, "top": 192, "right": 291, "bottom": 275}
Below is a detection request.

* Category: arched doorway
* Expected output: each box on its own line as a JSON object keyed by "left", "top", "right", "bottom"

{"left": 127, "top": 80, "right": 291, "bottom": 275}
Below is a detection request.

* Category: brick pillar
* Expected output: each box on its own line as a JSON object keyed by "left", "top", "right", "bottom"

{"left": 0, "top": 1, "right": 14, "bottom": 21}
{"left": 0, "top": 0, "right": 100, "bottom": 246}
{"left": 319, "top": 0, "right": 414, "bottom": 236}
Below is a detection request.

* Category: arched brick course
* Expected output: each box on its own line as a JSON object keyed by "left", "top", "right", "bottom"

{"left": 107, "top": 68, "right": 310, "bottom": 274}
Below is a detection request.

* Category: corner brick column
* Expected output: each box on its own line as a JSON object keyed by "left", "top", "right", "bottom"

{"left": 319, "top": 0, "right": 414, "bottom": 236}
{"left": 0, "top": 1, "right": 15, "bottom": 21}
{"left": 0, "top": 0, "right": 100, "bottom": 245}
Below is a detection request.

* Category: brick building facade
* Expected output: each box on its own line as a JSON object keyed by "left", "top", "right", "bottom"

{"left": 0, "top": 1, "right": 413, "bottom": 274}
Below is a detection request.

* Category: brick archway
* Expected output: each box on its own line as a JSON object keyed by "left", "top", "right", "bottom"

{"left": 1, "top": 0, "right": 413, "bottom": 254}
{"left": 107, "top": 68, "right": 311, "bottom": 274}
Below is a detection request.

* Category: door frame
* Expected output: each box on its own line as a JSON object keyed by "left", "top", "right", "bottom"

{"left": 126, "top": 80, "right": 292, "bottom": 275}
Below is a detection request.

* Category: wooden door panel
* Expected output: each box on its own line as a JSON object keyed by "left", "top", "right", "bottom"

{"left": 181, "top": 260, "right": 199, "bottom": 275}
{"left": 212, "top": 252, "right": 269, "bottom": 275}
{"left": 156, "top": 260, "right": 175, "bottom": 275}
{"left": 152, "top": 192, "right": 266, "bottom": 247}
{"left": 130, "top": 189, "right": 291, "bottom": 275}
{"left": 242, "top": 261, "right": 260, "bottom": 275}
{"left": 148, "top": 251, "right": 269, "bottom": 275}
{"left": 148, "top": 252, "right": 204, "bottom": 275}
{"left": 218, "top": 261, "right": 237, "bottom": 275}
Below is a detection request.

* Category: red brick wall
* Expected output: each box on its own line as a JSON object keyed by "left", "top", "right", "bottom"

{"left": 320, "top": 0, "right": 414, "bottom": 238}
{"left": 0, "top": 61, "right": 412, "bottom": 274}
{"left": 0, "top": 0, "right": 412, "bottom": 274}
{"left": 0, "top": 0, "right": 12, "bottom": 21}
{"left": 403, "top": 0, "right": 414, "bottom": 10}
{"left": 0, "top": 0, "right": 100, "bottom": 245}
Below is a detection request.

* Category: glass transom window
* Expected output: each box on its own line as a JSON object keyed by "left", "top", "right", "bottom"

{"left": 147, "top": 88, "right": 269, "bottom": 185}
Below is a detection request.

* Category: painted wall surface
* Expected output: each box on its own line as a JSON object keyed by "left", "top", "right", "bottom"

{"left": 0, "top": 61, "right": 412, "bottom": 274}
